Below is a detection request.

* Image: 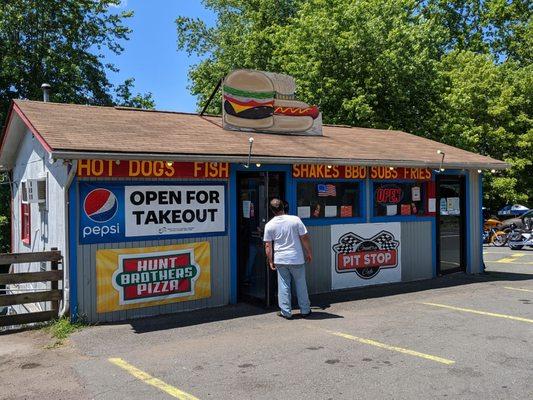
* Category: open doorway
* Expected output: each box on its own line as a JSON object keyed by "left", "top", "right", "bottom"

{"left": 237, "top": 171, "right": 285, "bottom": 306}
{"left": 436, "top": 175, "right": 466, "bottom": 274}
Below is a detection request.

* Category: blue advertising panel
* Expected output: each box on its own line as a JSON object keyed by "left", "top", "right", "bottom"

{"left": 79, "top": 182, "right": 227, "bottom": 244}
{"left": 79, "top": 182, "right": 124, "bottom": 244}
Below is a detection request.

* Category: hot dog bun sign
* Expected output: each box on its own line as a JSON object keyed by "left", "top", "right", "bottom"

{"left": 222, "top": 69, "right": 322, "bottom": 135}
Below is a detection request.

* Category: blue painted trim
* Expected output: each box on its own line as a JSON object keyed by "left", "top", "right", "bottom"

{"left": 479, "top": 173, "right": 484, "bottom": 273}
{"left": 303, "top": 216, "right": 367, "bottom": 226}
{"left": 229, "top": 168, "right": 238, "bottom": 304}
{"left": 431, "top": 218, "right": 437, "bottom": 277}
{"left": 68, "top": 176, "right": 79, "bottom": 321}
{"left": 465, "top": 172, "right": 471, "bottom": 273}
{"left": 233, "top": 164, "right": 292, "bottom": 173}
{"left": 435, "top": 169, "right": 471, "bottom": 273}
{"left": 229, "top": 163, "right": 293, "bottom": 304}
{"left": 81, "top": 230, "right": 228, "bottom": 245}
{"left": 371, "top": 216, "right": 435, "bottom": 223}
{"left": 286, "top": 170, "right": 296, "bottom": 215}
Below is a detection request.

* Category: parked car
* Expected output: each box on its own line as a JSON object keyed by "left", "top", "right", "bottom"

{"left": 499, "top": 209, "right": 533, "bottom": 230}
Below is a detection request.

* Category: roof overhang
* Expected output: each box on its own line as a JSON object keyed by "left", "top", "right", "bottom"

{"left": 0, "top": 101, "right": 53, "bottom": 171}
{"left": 50, "top": 150, "right": 510, "bottom": 171}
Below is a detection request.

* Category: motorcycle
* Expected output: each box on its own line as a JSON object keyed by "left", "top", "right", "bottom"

{"left": 507, "top": 223, "right": 533, "bottom": 250}
{"left": 483, "top": 226, "right": 508, "bottom": 246}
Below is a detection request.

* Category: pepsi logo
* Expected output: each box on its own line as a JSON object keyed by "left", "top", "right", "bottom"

{"left": 84, "top": 188, "right": 118, "bottom": 223}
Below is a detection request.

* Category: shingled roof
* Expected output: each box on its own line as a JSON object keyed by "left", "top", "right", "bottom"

{"left": 0, "top": 100, "right": 508, "bottom": 170}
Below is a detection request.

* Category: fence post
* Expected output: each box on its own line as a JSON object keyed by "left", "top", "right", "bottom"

{"left": 0, "top": 264, "right": 9, "bottom": 296}
{"left": 50, "top": 247, "right": 59, "bottom": 316}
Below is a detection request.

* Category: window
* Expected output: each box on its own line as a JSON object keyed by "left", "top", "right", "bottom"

{"left": 21, "top": 202, "right": 31, "bottom": 245}
{"left": 373, "top": 182, "right": 426, "bottom": 217}
{"left": 297, "top": 182, "right": 360, "bottom": 219}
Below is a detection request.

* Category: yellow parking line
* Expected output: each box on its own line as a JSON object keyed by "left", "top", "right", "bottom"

{"left": 324, "top": 330, "right": 455, "bottom": 365}
{"left": 420, "top": 302, "right": 533, "bottom": 324}
{"left": 495, "top": 253, "right": 525, "bottom": 263}
{"left": 493, "top": 261, "right": 533, "bottom": 264}
{"left": 504, "top": 286, "right": 533, "bottom": 293}
{"left": 109, "top": 358, "right": 200, "bottom": 400}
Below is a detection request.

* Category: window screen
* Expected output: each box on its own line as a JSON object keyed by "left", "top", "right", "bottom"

{"left": 373, "top": 182, "right": 426, "bottom": 217}
{"left": 297, "top": 182, "right": 360, "bottom": 219}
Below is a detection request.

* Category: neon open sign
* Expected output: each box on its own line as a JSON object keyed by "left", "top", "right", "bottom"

{"left": 376, "top": 186, "right": 402, "bottom": 204}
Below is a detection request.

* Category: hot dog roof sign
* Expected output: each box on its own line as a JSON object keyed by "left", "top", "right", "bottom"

{"left": 222, "top": 69, "right": 322, "bottom": 135}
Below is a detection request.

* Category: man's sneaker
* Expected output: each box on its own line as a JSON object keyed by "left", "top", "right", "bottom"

{"left": 301, "top": 310, "right": 312, "bottom": 318}
{"left": 277, "top": 311, "right": 292, "bottom": 320}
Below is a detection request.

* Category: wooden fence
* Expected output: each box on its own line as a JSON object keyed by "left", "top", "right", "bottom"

{"left": 0, "top": 249, "right": 63, "bottom": 327}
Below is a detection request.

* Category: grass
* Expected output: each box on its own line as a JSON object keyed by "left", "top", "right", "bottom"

{"left": 44, "top": 316, "right": 87, "bottom": 348}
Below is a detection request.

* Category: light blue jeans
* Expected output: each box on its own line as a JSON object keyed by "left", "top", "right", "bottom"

{"left": 276, "top": 264, "right": 311, "bottom": 317}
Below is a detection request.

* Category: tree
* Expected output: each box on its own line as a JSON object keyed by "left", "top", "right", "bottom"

{"left": 178, "top": 0, "right": 447, "bottom": 135}
{"left": 0, "top": 0, "right": 154, "bottom": 251}
{"left": 177, "top": 0, "right": 532, "bottom": 209}
{"left": 115, "top": 78, "right": 155, "bottom": 109}
{"left": 271, "top": 0, "right": 446, "bottom": 135}
{"left": 176, "top": 0, "right": 302, "bottom": 114}
{"left": 435, "top": 51, "right": 532, "bottom": 208}
{"left": 422, "top": 0, "right": 532, "bottom": 64}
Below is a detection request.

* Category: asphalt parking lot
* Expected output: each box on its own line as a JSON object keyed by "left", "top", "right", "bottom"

{"left": 1, "top": 246, "right": 532, "bottom": 400}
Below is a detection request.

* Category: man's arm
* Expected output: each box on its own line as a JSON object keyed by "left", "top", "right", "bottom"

{"left": 300, "top": 233, "right": 313, "bottom": 264}
{"left": 264, "top": 241, "right": 276, "bottom": 270}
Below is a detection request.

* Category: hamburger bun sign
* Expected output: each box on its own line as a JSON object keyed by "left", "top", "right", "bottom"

{"left": 223, "top": 69, "right": 322, "bottom": 135}
{"left": 331, "top": 223, "right": 401, "bottom": 290}
{"left": 96, "top": 242, "right": 211, "bottom": 313}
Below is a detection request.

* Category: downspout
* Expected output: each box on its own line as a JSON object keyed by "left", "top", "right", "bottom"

{"left": 59, "top": 160, "right": 77, "bottom": 317}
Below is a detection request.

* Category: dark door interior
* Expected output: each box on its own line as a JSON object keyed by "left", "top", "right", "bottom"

{"left": 437, "top": 175, "right": 466, "bottom": 274}
{"left": 237, "top": 171, "right": 285, "bottom": 306}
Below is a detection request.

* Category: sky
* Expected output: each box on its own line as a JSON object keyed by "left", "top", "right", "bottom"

{"left": 104, "top": 0, "right": 216, "bottom": 113}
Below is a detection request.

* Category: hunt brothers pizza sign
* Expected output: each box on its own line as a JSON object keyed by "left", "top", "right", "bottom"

{"left": 112, "top": 250, "right": 199, "bottom": 304}
{"left": 331, "top": 223, "right": 401, "bottom": 289}
{"left": 96, "top": 242, "right": 211, "bottom": 313}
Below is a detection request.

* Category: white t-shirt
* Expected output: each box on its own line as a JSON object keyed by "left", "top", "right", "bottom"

{"left": 263, "top": 214, "right": 308, "bottom": 265}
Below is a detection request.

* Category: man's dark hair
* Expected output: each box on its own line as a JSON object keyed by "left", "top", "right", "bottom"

{"left": 270, "top": 198, "right": 285, "bottom": 214}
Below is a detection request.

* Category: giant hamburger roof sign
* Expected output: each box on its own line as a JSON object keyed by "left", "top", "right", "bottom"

{"left": 222, "top": 69, "right": 322, "bottom": 135}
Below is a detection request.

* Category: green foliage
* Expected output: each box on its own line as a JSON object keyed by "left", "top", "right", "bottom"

{"left": 45, "top": 316, "right": 87, "bottom": 347}
{"left": 177, "top": 0, "right": 532, "bottom": 209}
{"left": 271, "top": 0, "right": 446, "bottom": 134}
{"left": 0, "top": 1, "right": 154, "bottom": 252}
{"left": 115, "top": 78, "right": 155, "bottom": 109}
{"left": 422, "top": 0, "right": 532, "bottom": 64}
{"left": 434, "top": 51, "right": 532, "bottom": 208}
{"left": 0, "top": 0, "right": 130, "bottom": 124}
{"left": 177, "top": 0, "right": 301, "bottom": 114}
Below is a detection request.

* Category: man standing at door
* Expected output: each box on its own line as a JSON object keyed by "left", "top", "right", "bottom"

{"left": 264, "top": 198, "right": 312, "bottom": 319}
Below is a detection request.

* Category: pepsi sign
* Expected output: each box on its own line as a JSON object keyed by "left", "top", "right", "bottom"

{"left": 79, "top": 182, "right": 227, "bottom": 244}
{"left": 84, "top": 188, "right": 118, "bottom": 222}
{"left": 79, "top": 183, "right": 124, "bottom": 244}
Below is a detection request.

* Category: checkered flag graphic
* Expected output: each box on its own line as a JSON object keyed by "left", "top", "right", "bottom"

{"left": 370, "top": 231, "right": 399, "bottom": 250}
{"left": 333, "top": 232, "right": 364, "bottom": 254}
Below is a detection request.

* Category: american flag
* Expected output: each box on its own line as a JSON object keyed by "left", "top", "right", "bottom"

{"left": 317, "top": 184, "right": 336, "bottom": 197}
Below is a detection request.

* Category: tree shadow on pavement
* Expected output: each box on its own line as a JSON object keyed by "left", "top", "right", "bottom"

{"left": 112, "top": 270, "right": 530, "bottom": 334}
{"left": 124, "top": 303, "right": 342, "bottom": 333}
{"left": 310, "top": 270, "right": 533, "bottom": 310}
